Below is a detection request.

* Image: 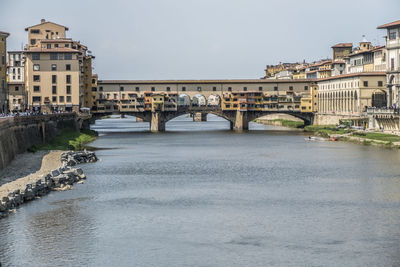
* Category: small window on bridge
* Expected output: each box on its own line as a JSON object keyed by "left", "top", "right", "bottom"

{"left": 182, "top": 87, "right": 186, "bottom": 91}
{"left": 259, "top": 87, "right": 262, "bottom": 91}
{"left": 151, "top": 87, "right": 155, "bottom": 91}
{"left": 135, "top": 87, "right": 139, "bottom": 91}
{"left": 213, "top": 87, "right": 217, "bottom": 91}
{"left": 120, "top": 86, "right": 124, "bottom": 91}
{"left": 304, "top": 86, "right": 308, "bottom": 90}
{"left": 228, "top": 87, "right": 232, "bottom": 91}
{"left": 167, "top": 87, "right": 170, "bottom": 91}
{"left": 274, "top": 86, "right": 278, "bottom": 91}
{"left": 289, "top": 86, "right": 293, "bottom": 90}
{"left": 243, "top": 87, "right": 247, "bottom": 91}
{"left": 378, "top": 81, "right": 383, "bottom": 87}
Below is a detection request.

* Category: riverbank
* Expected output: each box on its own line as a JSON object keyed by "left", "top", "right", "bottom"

{"left": 304, "top": 125, "right": 400, "bottom": 148}
{"left": 0, "top": 150, "right": 97, "bottom": 219}
{"left": 28, "top": 128, "right": 98, "bottom": 152}
{"left": 255, "top": 114, "right": 304, "bottom": 129}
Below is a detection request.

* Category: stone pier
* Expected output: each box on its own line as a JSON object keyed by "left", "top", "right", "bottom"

{"left": 150, "top": 112, "right": 166, "bottom": 132}
{"left": 233, "top": 110, "right": 249, "bottom": 131}
{"left": 193, "top": 113, "right": 207, "bottom": 122}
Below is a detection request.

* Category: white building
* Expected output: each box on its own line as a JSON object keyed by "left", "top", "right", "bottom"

{"left": 7, "top": 51, "right": 26, "bottom": 111}
{"left": 377, "top": 20, "right": 400, "bottom": 107}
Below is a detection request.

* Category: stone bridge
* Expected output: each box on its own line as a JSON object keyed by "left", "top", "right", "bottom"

{"left": 110, "top": 107, "right": 314, "bottom": 132}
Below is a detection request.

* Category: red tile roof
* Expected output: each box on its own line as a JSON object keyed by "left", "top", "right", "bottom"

{"left": 25, "top": 47, "right": 80, "bottom": 53}
{"left": 0, "top": 31, "right": 10, "bottom": 36}
{"left": 377, "top": 20, "right": 400, "bottom": 29}
{"left": 331, "top": 43, "right": 353, "bottom": 48}
{"left": 318, "top": 72, "right": 385, "bottom": 82}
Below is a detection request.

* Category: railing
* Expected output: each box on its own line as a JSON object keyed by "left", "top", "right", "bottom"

{"left": 367, "top": 107, "right": 400, "bottom": 115}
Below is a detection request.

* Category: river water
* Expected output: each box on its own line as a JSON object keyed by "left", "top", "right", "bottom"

{"left": 1, "top": 115, "right": 400, "bottom": 266}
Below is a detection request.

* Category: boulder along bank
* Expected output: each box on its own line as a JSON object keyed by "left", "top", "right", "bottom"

{"left": 0, "top": 150, "right": 97, "bottom": 219}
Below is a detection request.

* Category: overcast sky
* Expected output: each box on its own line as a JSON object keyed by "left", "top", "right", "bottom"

{"left": 2, "top": 0, "right": 399, "bottom": 80}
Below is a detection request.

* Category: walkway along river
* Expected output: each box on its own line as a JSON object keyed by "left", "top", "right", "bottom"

{"left": 1, "top": 115, "right": 400, "bottom": 266}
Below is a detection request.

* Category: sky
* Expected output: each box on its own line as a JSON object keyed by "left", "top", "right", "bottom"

{"left": 1, "top": 0, "right": 399, "bottom": 80}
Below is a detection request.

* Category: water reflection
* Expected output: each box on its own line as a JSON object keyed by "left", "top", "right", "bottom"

{"left": 1, "top": 116, "right": 400, "bottom": 266}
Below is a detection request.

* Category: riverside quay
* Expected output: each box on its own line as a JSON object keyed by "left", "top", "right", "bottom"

{"left": 92, "top": 79, "right": 318, "bottom": 132}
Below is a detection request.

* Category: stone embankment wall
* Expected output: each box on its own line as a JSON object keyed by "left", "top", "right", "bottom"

{"left": 0, "top": 114, "right": 79, "bottom": 170}
{"left": 0, "top": 151, "right": 97, "bottom": 219}
{"left": 314, "top": 114, "right": 361, "bottom": 125}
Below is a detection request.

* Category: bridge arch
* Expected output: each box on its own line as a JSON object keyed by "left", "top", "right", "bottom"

{"left": 192, "top": 94, "right": 207, "bottom": 107}
{"left": 178, "top": 94, "right": 191, "bottom": 106}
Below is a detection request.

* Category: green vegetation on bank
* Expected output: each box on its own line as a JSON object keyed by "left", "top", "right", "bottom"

{"left": 304, "top": 125, "right": 349, "bottom": 136}
{"left": 28, "top": 129, "right": 98, "bottom": 152}
{"left": 271, "top": 119, "right": 304, "bottom": 128}
{"left": 351, "top": 132, "right": 400, "bottom": 143}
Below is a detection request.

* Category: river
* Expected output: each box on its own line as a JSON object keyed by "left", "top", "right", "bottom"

{"left": 1, "top": 115, "right": 400, "bottom": 266}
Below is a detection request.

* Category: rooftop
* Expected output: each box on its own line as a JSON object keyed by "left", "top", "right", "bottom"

{"left": 318, "top": 72, "right": 386, "bottom": 82}
{"left": 25, "top": 47, "right": 80, "bottom": 53}
{"left": 331, "top": 43, "right": 353, "bottom": 48}
{"left": 25, "top": 19, "right": 69, "bottom": 31}
{"left": 377, "top": 19, "right": 400, "bottom": 29}
{"left": 98, "top": 79, "right": 316, "bottom": 85}
{"left": 0, "top": 31, "right": 10, "bottom": 37}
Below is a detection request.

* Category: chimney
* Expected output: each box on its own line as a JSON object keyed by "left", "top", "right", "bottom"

{"left": 41, "top": 19, "right": 46, "bottom": 23}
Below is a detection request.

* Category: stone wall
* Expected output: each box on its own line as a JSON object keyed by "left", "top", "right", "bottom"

{"left": 0, "top": 114, "right": 79, "bottom": 170}
{"left": 314, "top": 114, "right": 365, "bottom": 126}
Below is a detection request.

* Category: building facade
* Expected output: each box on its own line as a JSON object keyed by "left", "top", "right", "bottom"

{"left": 0, "top": 31, "right": 10, "bottom": 113}
{"left": 24, "top": 20, "right": 93, "bottom": 113}
{"left": 317, "top": 73, "right": 387, "bottom": 116}
{"left": 7, "top": 51, "right": 26, "bottom": 111}
{"left": 377, "top": 20, "right": 400, "bottom": 107}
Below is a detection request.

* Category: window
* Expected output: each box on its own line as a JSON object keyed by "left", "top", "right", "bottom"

{"left": 99, "top": 86, "right": 103, "bottom": 91}
{"left": 166, "top": 87, "right": 170, "bottom": 91}
{"left": 66, "top": 85, "right": 71, "bottom": 94}
{"left": 363, "top": 81, "right": 368, "bottom": 87}
{"left": 55, "top": 44, "right": 59, "bottom": 48}
{"left": 59, "top": 96, "right": 64, "bottom": 102}
{"left": 32, "top": 53, "right": 40, "bottom": 60}
{"left": 135, "top": 87, "right": 139, "bottom": 92}
{"left": 52, "top": 75, "right": 57, "bottom": 84}
{"left": 30, "top": 29, "right": 40, "bottom": 34}
{"left": 30, "top": 39, "right": 36, "bottom": 45}
{"left": 52, "top": 96, "right": 57, "bottom": 102}
{"left": 15, "top": 86, "right": 19, "bottom": 91}
{"left": 378, "top": 81, "right": 383, "bottom": 87}
{"left": 33, "top": 86, "right": 40, "bottom": 92}
{"left": 151, "top": 87, "right": 155, "bottom": 92}
{"left": 228, "top": 87, "right": 232, "bottom": 91}
{"left": 66, "top": 96, "right": 71, "bottom": 102}
{"left": 50, "top": 53, "right": 58, "bottom": 60}
{"left": 65, "top": 44, "right": 69, "bottom": 48}
{"left": 243, "top": 87, "right": 247, "bottom": 91}
{"left": 66, "top": 64, "right": 71, "bottom": 71}
{"left": 304, "top": 86, "right": 308, "bottom": 90}
{"left": 213, "top": 86, "right": 217, "bottom": 91}
{"left": 389, "top": 29, "right": 397, "bottom": 40}
{"left": 289, "top": 86, "right": 293, "bottom": 90}
{"left": 32, "top": 96, "right": 41, "bottom": 102}
{"left": 33, "top": 75, "right": 40, "bottom": 82}
{"left": 47, "top": 44, "right": 51, "bottom": 49}
{"left": 274, "top": 86, "right": 278, "bottom": 91}
{"left": 51, "top": 64, "right": 57, "bottom": 71}
{"left": 66, "top": 75, "right": 71, "bottom": 84}
{"left": 259, "top": 86, "right": 263, "bottom": 91}
{"left": 120, "top": 86, "right": 124, "bottom": 91}
{"left": 182, "top": 87, "right": 186, "bottom": 91}
{"left": 33, "top": 64, "right": 40, "bottom": 71}
{"left": 52, "top": 86, "right": 57, "bottom": 94}
{"left": 59, "top": 53, "right": 64, "bottom": 60}
{"left": 64, "top": 53, "right": 72, "bottom": 60}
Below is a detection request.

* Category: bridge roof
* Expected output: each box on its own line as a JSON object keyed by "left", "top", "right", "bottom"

{"left": 317, "top": 72, "right": 386, "bottom": 82}
{"left": 98, "top": 79, "right": 315, "bottom": 84}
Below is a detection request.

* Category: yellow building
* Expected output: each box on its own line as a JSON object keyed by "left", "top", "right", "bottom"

{"left": 24, "top": 20, "right": 94, "bottom": 113}
{"left": 0, "top": 30, "right": 10, "bottom": 112}
{"left": 300, "top": 84, "right": 318, "bottom": 112}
